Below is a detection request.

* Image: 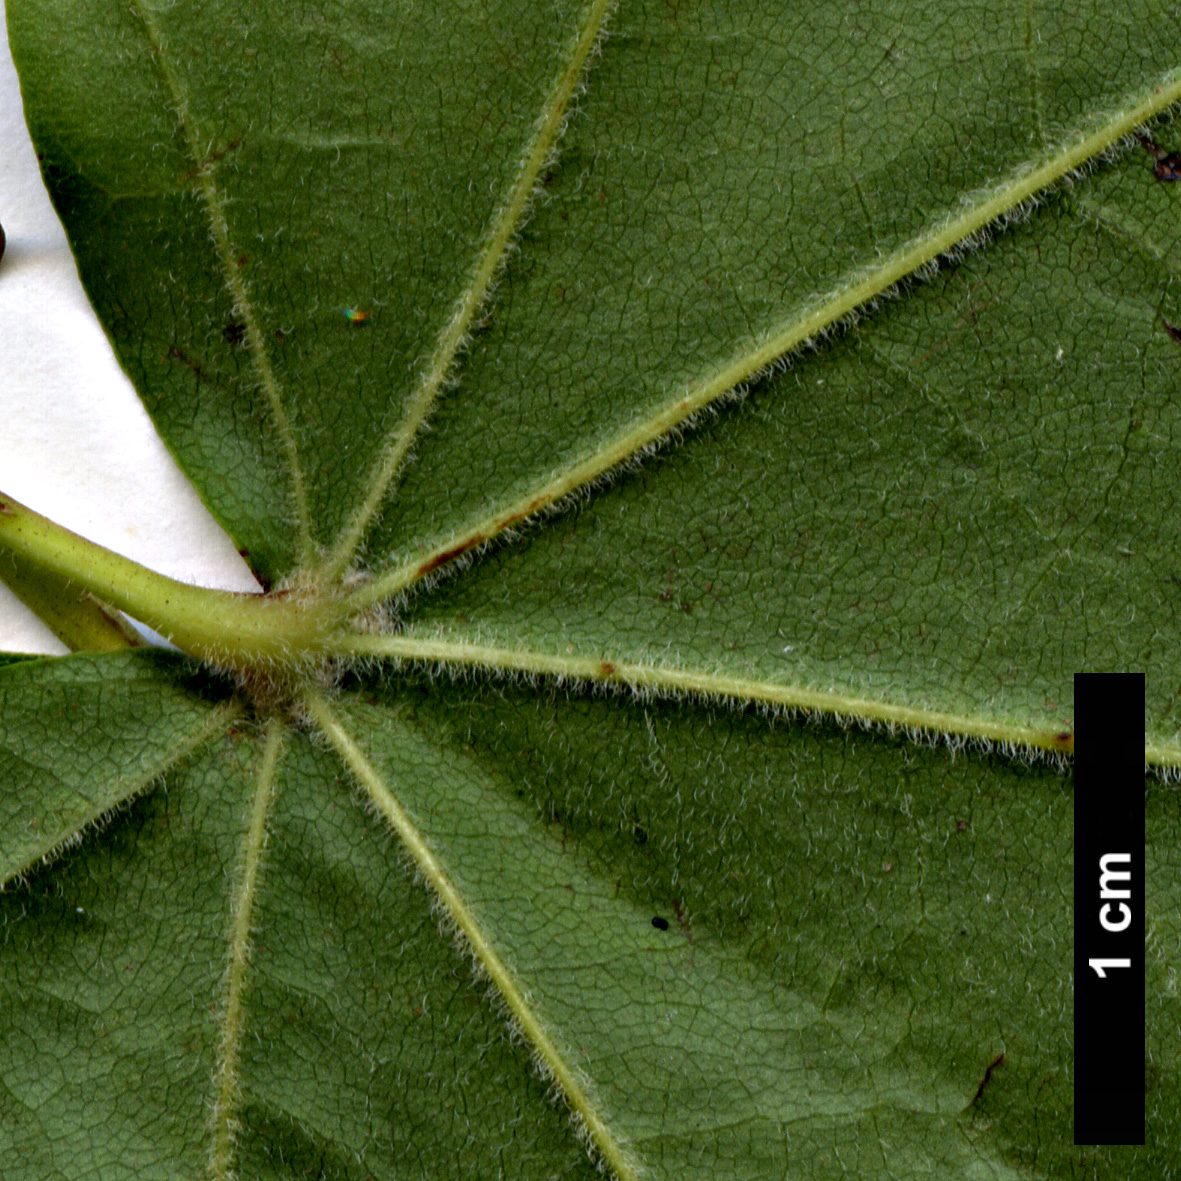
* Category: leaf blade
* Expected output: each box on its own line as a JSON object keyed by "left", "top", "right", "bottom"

{"left": 0, "top": 651, "right": 238, "bottom": 885}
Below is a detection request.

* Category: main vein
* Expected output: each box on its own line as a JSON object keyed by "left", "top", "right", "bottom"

{"left": 319, "top": 0, "right": 618, "bottom": 582}
{"left": 303, "top": 690, "right": 642, "bottom": 1181}
{"left": 332, "top": 628, "right": 1077, "bottom": 759}
{"left": 343, "top": 66, "right": 1181, "bottom": 610}
{"left": 209, "top": 715, "right": 285, "bottom": 1181}
{"left": 131, "top": 2, "right": 315, "bottom": 565}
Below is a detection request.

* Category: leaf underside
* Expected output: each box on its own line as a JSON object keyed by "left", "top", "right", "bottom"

{"left": 3, "top": 1, "right": 1180, "bottom": 1178}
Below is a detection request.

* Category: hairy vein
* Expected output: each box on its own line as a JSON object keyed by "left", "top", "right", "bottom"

{"left": 1146, "top": 741, "right": 1181, "bottom": 775}
{"left": 1, "top": 698, "right": 242, "bottom": 888}
{"left": 303, "top": 690, "right": 642, "bottom": 1181}
{"left": 320, "top": 0, "right": 618, "bottom": 581}
{"left": 209, "top": 716, "right": 284, "bottom": 1181}
{"left": 130, "top": 2, "right": 315, "bottom": 565}
{"left": 332, "top": 629, "right": 1077, "bottom": 759}
{"left": 344, "top": 67, "right": 1181, "bottom": 609}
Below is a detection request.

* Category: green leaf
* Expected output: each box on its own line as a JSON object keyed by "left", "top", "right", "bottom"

{"left": 0, "top": 652, "right": 236, "bottom": 883}
{"left": 2, "top": 1, "right": 1179, "bottom": 1178}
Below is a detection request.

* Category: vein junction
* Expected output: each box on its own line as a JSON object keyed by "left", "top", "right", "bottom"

{"left": 319, "top": 0, "right": 618, "bottom": 582}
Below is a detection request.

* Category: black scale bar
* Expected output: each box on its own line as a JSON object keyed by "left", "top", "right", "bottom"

{"left": 1073, "top": 672, "right": 1145, "bottom": 1145}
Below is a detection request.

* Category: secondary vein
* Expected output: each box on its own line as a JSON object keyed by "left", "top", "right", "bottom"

{"left": 343, "top": 66, "right": 1181, "bottom": 610}
{"left": 131, "top": 1, "right": 315, "bottom": 566}
{"left": 319, "top": 0, "right": 618, "bottom": 582}
{"left": 208, "top": 715, "right": 285, "bottom": 1181}
{"left": 1, "top": 697, "right": 242, "bottom": 889}
{"left": 304, "top": 690, "right": 643, "bottom": 1181}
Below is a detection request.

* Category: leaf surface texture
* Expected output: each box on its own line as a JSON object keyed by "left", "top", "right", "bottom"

{"left": 3, "top": 0, "right": 1180, "bottom": 1176}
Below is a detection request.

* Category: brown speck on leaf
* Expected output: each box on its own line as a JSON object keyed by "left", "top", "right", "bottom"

{"left": 1138, "top": 133, "right": 1181, "bottom": 181}
{"left": 418, "top": 537, "right": 483, "bottom": 577}
{"left": 969, "top": 1051, "right": 1006, "bottom": 1107}
{"left": 1162, "top": 318, "right": 1181, "bottom": 344}
{"left": 1156, "top": 154, "right": 1181, "bottom": 181}
{"left": 168, "top": 345, "right": 216, "bottom": 383}
{"left": 182, "top": 137, "right": 241, "bottom": 181}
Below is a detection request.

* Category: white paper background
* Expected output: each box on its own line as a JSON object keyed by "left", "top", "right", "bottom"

{"left": 0, "top": 2, "right": 259, "bottom": 654}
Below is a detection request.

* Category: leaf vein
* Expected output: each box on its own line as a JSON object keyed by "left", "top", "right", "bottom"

{"left": 129, "top": 0, "right": 316, "bottom": 565}
{"left": 348, "top": 67, "right": 1181, "bottom": 607}
{"left": 319, "top": 0, "right": 619, "bottom": 580}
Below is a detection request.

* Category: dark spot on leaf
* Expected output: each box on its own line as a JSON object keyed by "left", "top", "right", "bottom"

{"left": 222, "top": 321, "right": 246, "bottom": 346}
{"left": 1162, "top": 318, "right": 1181, "bottom": 345}
{"left": 633, "top": 824, "right": 648, "bottom": 845}
{"left": 969, "top": 1051, "right": 1006, "bottom": 1107}
{"left": 599, "top": 661, "right": 616, "bottom": 676}
{"left": 1050, "top": 729, "right": 1074, "bottom": 753}
{"left": 1138, "top": 133, "right": 1181, "bottom": 180}
{"left": 182, "top": 137, "right": 241, "bottom": 181}
{"left": 1155, "top": 154, "right": 1181, "bottom": 181}
{"left": 417, "top": 537, "right": 484, "bottom": 576}
{"left": 651, "top": 916, "right": 669, "bottom": 931}
{"left": 167, "top": 346, "right": 216, "bottom": 383}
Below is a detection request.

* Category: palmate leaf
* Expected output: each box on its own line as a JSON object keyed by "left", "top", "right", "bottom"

{"left": 1, "top": 1, "right": 1179, "bottom": 1178}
